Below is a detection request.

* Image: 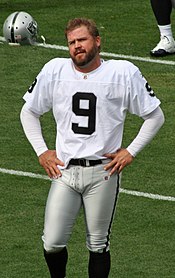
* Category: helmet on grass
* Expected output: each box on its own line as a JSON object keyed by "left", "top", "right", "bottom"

{"left": 3, "top": 11, "right": 38, "bottom": 45}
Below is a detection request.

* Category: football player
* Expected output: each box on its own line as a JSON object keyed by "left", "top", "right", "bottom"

{"left": 20, "top": 18, "right": 164, "bottom": 277}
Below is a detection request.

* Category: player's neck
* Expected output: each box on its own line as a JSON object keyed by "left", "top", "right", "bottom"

{"left": 74, "top": 55, "right": 101, "bottom": 73}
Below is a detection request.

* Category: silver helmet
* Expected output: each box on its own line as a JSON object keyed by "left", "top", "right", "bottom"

{"left": 3, "top": 11, "right": 38, "bottom": 45}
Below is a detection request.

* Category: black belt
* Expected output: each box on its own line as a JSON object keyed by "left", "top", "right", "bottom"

{"left": 69, "top": 158, "right": 102, "bottom": 167}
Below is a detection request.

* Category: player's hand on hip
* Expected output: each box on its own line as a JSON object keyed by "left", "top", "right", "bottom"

{"left": 39, "top": 150, "right": 64, "bottom": 179}
{"left": 104, "top": 148, "right": 134, "bottom": 175}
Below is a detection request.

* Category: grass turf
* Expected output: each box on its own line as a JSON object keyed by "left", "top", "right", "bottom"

{"left": 0, "top": 1, "right": 175, "bottom": 277}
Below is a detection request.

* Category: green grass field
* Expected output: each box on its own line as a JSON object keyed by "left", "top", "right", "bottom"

{"left": 0, "top": 0, "right": 175, "bottom": 277}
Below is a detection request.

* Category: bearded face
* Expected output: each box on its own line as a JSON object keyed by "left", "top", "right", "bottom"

{"left": 67, "top": 26, "right": 101, "bottom": 71}
{"left": 70, "top": 41, "right": 99, "bottom": 68}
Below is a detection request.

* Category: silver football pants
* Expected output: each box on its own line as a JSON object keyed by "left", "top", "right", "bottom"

{"left": 42, "top": 162, "right": 120, "bottom": 253}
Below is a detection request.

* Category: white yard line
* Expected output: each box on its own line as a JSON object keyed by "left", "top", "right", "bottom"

{"left": 36, "top": 42, "right": 175, "bottom": 66}
{"left": 0, "top": 167, "right": 50, "bottom": 180}
{"left": 1, "top": 36, "right": 175, "bottom": 66}
{"left": 119, "top": 188, "right": 175, "bottom": 202}
{"left": 0, "top": 167, "right": 175, "bottom": 202}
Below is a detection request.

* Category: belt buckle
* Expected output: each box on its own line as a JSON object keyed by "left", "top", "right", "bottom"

{"left": 78, "top": 158, "right": 87, "bottom": 167}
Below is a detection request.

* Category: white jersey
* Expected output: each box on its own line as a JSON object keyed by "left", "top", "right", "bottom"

{"left": 23, "top": 58, "right": 160, "bottom": 167}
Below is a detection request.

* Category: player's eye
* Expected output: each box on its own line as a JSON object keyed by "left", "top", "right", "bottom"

{"left": 68, "top": 40, "right": 75, "bottom": 46}
{"left": 78, "top": 37, "right": 87, "bottom": 42}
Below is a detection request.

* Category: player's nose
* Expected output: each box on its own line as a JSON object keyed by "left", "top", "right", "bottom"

{"left": 75, "top": 40, "right": 81, "bottom": 48}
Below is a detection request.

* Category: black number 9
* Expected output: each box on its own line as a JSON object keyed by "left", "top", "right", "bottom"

{"left": 28, "top": 78, "right": 37, "bottom": 94}
{"left": 72, "top": 92, "right": 96, "bottom": 135}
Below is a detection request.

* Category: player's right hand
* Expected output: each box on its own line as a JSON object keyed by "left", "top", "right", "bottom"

{"left": 39, "top": 150, "right": 64, "bottom": 179}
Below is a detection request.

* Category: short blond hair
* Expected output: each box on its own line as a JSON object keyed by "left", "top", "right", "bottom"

{"left": 64, "top": 18, "right": 100, "bottom": 39}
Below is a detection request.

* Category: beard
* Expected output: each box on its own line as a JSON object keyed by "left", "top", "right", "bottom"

{"left": 70, "top": 44, "right": 99, "bottom": 68}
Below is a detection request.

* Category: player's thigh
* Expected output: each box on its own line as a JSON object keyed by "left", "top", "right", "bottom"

{"left": 43, "top": 177, "right": 82, "bottom": 250}
{"left": 83, "top": 166, "right": 120, "bottom": 251}
{"left": 84, "top": 166, "right": 120, "bottom": 223}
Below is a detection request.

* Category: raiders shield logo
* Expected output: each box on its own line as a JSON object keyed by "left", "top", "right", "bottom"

{"left": 27, "top": 21, "right": 37, "bottom": 35}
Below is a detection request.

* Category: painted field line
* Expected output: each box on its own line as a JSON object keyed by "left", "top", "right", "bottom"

{"left": 0, "top": 167, "right": 50, "bottom": 180}
{"left": 0, "top": 167, "right": 175, "bottom": 202}
{"left": 119, "top": 188, "right": 175, "bottom": 202}
{"left": 36, "top": 42, "right": 175, "bottom": 66}
{"left": 1, "top": 36, "right": 175, "bottom": 66}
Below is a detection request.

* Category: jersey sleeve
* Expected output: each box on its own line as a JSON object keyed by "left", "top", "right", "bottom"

{"left": 23, "top": 65, "right": 53, "bottom": 115}
{"left": 126, "top": 67, "right": 161, "bottom": 117}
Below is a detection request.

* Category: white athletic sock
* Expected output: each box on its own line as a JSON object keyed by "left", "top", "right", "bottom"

{"left": 158, "top": 24, "right": 174, "bottom": 39}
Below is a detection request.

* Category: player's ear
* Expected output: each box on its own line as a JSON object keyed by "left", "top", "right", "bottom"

{"left": 96, "top": 36, "right": 101, "bottom": 51}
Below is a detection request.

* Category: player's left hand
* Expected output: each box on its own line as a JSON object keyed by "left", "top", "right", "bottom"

{"left": 104, "top": 148, "right": 134, "bottom": 175}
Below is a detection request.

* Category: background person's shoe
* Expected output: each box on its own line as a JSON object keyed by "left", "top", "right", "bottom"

{"left": 150, "top": 36, "right": 175, "bottom": 57}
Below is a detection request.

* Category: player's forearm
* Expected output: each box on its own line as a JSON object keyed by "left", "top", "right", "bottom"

{"left": 127, "top": 106, "right": 165, "bottom": 157}
{"left": 20, "top": 103, "right": 48, "bottom": 156}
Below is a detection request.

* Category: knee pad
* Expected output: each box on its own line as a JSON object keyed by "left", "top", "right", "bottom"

{"left": 44, "top": 244, "right": 66, "bottom": 253}
{"left": 87, "top": 246, "right": 110, "bottom": 253}
{"left": 86, "top": 235, "right": 110, "bottom": 253}
{"left": 42, "top": 234, "right": 66, "bottom": 253}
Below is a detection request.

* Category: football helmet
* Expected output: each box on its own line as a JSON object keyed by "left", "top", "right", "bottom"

{"left": 3, "top": 11, "right": 38, "bottom": 45}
